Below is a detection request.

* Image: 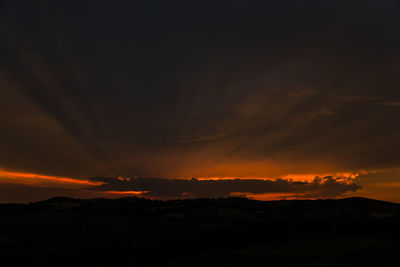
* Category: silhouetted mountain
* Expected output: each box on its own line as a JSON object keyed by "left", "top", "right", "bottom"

{"left": 1, "top": 197, "right": 400, "bottom": 266}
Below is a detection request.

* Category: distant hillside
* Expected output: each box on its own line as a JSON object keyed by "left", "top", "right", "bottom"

{"left": 1, "top": 197, "right": 400, "bottom": 266}
{"left": 5, "top": 196, "right": 399, "bottom": 221}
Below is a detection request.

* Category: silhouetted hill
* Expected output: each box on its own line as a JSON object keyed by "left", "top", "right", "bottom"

{"left": 1, "top": 197, "right": 400, "bottom": 266}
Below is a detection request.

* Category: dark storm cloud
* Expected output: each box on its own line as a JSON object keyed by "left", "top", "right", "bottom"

{"left": 90, "top": 176, "right": 361, "bottom": 199}
{"left": 0, "top": 0, "right": 400, "bottom": 181}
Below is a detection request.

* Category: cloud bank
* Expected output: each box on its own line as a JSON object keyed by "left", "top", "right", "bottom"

{"left": 90, "top": 176, "right": 361, "bottom": 199}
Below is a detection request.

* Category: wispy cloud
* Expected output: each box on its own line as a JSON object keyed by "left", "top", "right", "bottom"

{"left": 0, "top": 168, "right": 103, "bottom": 187}
{"left": 374, "top": 101, "right": 400, "bottom": 107}
{"left": 291, "top": 88, "right": 319, "bottom": 96}
{"left": 179, "top": 132, "right": 226, "bottom": 143}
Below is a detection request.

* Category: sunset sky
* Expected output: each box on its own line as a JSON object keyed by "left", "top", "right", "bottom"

{"left": 1, "top": 1, "right": 400, "bottom": 202}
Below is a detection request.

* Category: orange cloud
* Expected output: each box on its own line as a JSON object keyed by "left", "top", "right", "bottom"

{"left": 105, "top": 190, "right": 150, "bottom": 195}
{"left": 0, "top": 168, "right": 103, "bottom": 187}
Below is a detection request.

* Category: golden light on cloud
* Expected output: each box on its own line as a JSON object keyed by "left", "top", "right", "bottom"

{"left": 193, "top": 171, "right": 359, "bottom": 183}
{"left": 280, "top": 172, "right": 358, "bottom": 182}
{"left": 0, "top": 168, "right": 103, "bottom": 187}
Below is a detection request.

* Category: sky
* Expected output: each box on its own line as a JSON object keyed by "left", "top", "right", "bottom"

{"left": 1, "top": 0, "right": 400, "bottom": 202}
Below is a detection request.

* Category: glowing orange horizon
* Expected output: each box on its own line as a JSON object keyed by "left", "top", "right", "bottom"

{"left": 174, "top": 176, "right": 271, "bottom": 182}
{"left": 0, "top": 169, "right": 103, "bottom": 186}
{"left": 230, "top": 192, "right": 299, "bottom": 201}
{"left": 105, "top": 190, "right": 150, "bottom": 195}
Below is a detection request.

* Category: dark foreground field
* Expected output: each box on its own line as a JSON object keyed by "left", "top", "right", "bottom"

{"left": 1, "top": 197, "right": 400, "bottom": 267}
